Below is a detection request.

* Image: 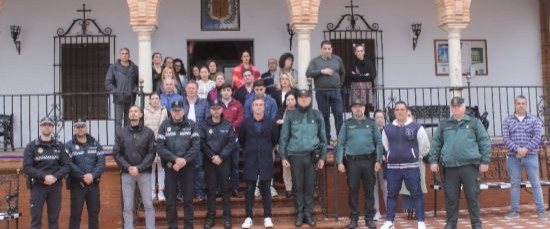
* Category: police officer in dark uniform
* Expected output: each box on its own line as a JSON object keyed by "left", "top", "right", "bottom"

{"left": 336, "top": 99, "right": 383, "bottom": 229}
{"left": 157, "top": 99, "right": 201, "bottom": 229}
{"left": 23, "top": 116, "right": 71, "bottom": 229}
{"left": 66, "top": 118, "right": 105, "bottom": 229}
{"left": 201, "top": 100, "right": 237, "bottom": 229}
{"left": 279, "top": 89, "right": 327, "bottom": 227}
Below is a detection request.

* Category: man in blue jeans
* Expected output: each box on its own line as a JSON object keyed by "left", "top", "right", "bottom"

{"left": 306, "top": 40, "right": 345, "bottom": 140}
{"left": 502, "top": 95, "right": 547, "bottom": 221}
{"left": 380, "top": 101, "right": 430, "bottom": 229}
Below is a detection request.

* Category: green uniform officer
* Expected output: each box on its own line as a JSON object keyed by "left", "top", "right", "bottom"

{"left": 279, "top": 89, "right": 327, "bottom": 227}
{"left": 336, "top": 99, "right": 383, "bottom": 229}
{"left": 429, "top": 97, "right": 491, "bottom": 229}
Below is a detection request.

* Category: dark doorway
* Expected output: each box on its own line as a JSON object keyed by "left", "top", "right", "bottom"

{"left": 61, "top": 43, "right": 110, "bottom": 120}
{"left": 187, "top": 40, "right": 254, "bottom": 84}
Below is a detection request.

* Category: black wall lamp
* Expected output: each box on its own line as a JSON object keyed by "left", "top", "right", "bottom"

{"left": 10, "top": 25, "right": 21, "bottom": 55}
{"left": 412, "top": 23, "right": 421, "bottom": 51}
{"left": 286, "top": 23, "right": 295, "bottom": 51}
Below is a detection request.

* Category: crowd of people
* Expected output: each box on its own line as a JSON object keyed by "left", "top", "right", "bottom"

{"left": 21, "top": 41, "right": 547, "bottom": 229}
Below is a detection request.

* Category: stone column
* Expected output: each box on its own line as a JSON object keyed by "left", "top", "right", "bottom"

{"left": 132, "top": 25, "right": 156, "bottom": 93}
{"left": 447, "top": 26, "right": 464, "bottom": 96}
{"left": 294, "top": 24, "right": 316, "bottom": 90}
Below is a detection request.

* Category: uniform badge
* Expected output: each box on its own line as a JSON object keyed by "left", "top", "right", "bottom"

{"left": 312, "top": 120, "right": 315, "bottom": 123}
{"left": 366, "top": 125, "right": 370, "bottom": 128}
{"left": 167, "top": 162, "right": 173, "bottom": 167}
{"left": 208, "top": 129, "right": 213, "bottom": 134}
{"left": 466, "top": 125, "right": 470, "bottom": 129}
{"left": 167, "top": 127, "right": 172, "bottom": 132}
{"left": 37, "top": 148, "right": 43, "bottom": 154}
{"left": 75, "top": 145, "right": 80, "bottom": 150}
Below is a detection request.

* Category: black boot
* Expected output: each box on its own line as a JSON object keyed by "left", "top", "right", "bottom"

{"left": 223, "top": 219, "right": 232, "bottom": 229}
{"left": 365, "top": 219, "right": 376, "bottom": 229}
{"left": 304, "top": 214, "right": 316, "bottom": 226}
{"left": 347, "top": 220, "right": 358, "bottom": 229}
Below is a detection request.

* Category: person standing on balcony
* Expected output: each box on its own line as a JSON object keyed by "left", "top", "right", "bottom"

{"left": 279, "top": 89, "right": 327, "bottom": 227}
{"left": 502, "top": 95, "right": 547, "bottom": 221}
{"left": 104, "top": 48, "right": 138, "bottom": 131}
{"left": 232, "top": 50, "right": 261, "bottom": 90}
{"left": 201, "top": 100, "right": 236, "bottom": 229}
{"left": 306, "top": 40, "right": 345, "bottom": 141}
{"left": 23, "top": 116, "right": 71, "bottom": 229}
{"left": 348, "top": 44, "right": 377, "bottom": 112}
{"left": 239, "top": 98, "right": 279, "bottom": 229}
{"left": 429, "top": 97, "right": 491, "bottom": 229}
{"left": 157, "top": 99, "right": 200, "bottom": 229}
{"left": 66, "top": 118, "right": 105, "bottom": 229}
{"left": 379, "top": 101, "right": 430, "bottom": 229}
{"left": 336, "top": 99, "right": 383, "bottom": 229}
{"left": 112, "top": 106, "right": 156, "bottom": 229}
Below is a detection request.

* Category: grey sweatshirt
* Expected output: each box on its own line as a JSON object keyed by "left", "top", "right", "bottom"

{"left": 306, "top": 55, "right": 345, "bottom": 89}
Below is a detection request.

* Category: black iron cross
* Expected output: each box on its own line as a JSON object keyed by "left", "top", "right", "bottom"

{"left": 77, "top": 4, "right": 91, "bottom": 21}
{"left": 345, "top": 0, "right": 359, "bottom": 17}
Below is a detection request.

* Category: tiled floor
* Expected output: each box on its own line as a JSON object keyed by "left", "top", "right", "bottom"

{"left": 345, "top": 205, "right": 550, "bottom": 228}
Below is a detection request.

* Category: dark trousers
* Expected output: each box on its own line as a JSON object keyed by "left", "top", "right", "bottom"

{"left": 289, "top": 153, "right": 317, "bottom": 217}
{"left": 346, "top": 157, "right": 376, "bottom": 221}
{"left": 314, "top": 89, "right": 343, "bottom": 140}
{"left": 68, "top": 181, "right": 100, "bottom": 229}
{"left": 30, "top": 181, "right": 62, "bottom": 229}
{"left": 231, "top": 143, "right": 240, "bottom": 191}
{"left": 386, "top": 168, "right": 425, "bottom": 222}
{"left": 205, "top": 157, "right": 232, "bottom": 220}
{"left": 194, "top": 153, "right": 206, "bottom": 197}
{"left": 245, "top": 180, "right": 272, "bottom": 218}
{"left": 114, "top": 102, "right": 132, "bottom": 132}
{"left": 165, "top": 162, "right": 195, "bottom": 229}
{"left": 443, "top": 165, "right": 481, "bottom": 228}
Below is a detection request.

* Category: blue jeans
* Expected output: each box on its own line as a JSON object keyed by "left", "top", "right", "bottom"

{"left": 314, "top": 89, "right": 343, "bottom": 140}
{"left": 506, "top": 154, "right": 545, "bottom": 212}
{"left": 386, "top": 168, "right": 425, "bottom": 222}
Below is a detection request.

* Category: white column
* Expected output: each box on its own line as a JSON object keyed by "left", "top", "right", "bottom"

{"left": 447, "top": 27, "right": 463, "bottom": 96}
{"left": 294, "top": 24, "right": 316, "bottom": 90}
{"left": 132, "top": 25, "right": 157, "bottom": 93}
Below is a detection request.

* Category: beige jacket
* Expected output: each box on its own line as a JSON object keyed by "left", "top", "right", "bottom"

{"left": 144, "top": 104, "right": 168, "bottom": 138}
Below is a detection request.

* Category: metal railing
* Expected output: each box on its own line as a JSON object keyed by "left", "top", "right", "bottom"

{"left": 0, "top": 85, "right": 547, "bottom": 151}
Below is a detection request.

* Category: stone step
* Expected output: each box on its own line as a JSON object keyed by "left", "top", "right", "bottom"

{"left": 152, "top": 194, "right": 295, "bottom": 210}
{"left": 136, "top": 205, "right": 324, "bottom": 224}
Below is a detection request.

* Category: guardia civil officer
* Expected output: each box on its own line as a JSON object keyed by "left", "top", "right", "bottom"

{"left": 336, "top": 99, "right": 383, "bottom": 229}
{"left": 279, "top": 89, "right": 327, "bottom": 227}
{"left": 157, "top": 99, "right": 201, "bottom": 229}
{"left": 201, "top": 100, "right": 237, "bottom": 229}
{"left": 429, "top": 97, "right": 491, "bottom": 229}
{"left": 23, "top": 116, "right": 71, "bottom": 229}
{"left": 66, "top": 118, "right": 105, "bottom": 229}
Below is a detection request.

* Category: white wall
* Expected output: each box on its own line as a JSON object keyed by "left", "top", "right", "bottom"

{"left": 0, "top": 0, "right": 542, "bottom": 95}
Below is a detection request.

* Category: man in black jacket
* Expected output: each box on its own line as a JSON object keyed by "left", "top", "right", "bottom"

{"left": 23, "top": 116, "right": 71, "bottom": 229}
{"left": 157, "top": 99, "right": 200, "bottom": 229}
{"left": 201, "top": 100, "right": 237, "bottom": 229}
{"left": 105, "top": 48, "right": 139, "bottom": 131}
{"left": 66, "top": 118, "right": 105, "bottom": 229}
{"left": 113, "top": 106, "right": 156, "bottom": 229}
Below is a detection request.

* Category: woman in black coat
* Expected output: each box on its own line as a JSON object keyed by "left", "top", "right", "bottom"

{"left": 239, "top": 98, "right": 280, "bottom": 227}
{"left": 349, "top": 44, "right": 377, "bottom": 110}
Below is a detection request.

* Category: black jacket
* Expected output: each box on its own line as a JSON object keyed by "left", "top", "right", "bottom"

{"left": 348, "top": 58, "right": 377, "bottom": 83}
{"left": 23, "top": 138, "right": 71, "bottom": 184}
{"left": 104, "top": 59, "right": 139, "bottom": 103}
{"left": 239, "top": 117, "right": 279, "bottom": 181}
{"left": 65, "top": 134, "right": 105, "bottom": 181}
{"left": 113, "top": 124, "right": 156, "bottom": 173}
{"left": 272, "top": 88, "right": 299, "bottom": 110}
{"left": 157, "top": 118, "right": 200, "bottom": 165}
{"left": 200, "top": 119, "right": 237, "bottom": 160}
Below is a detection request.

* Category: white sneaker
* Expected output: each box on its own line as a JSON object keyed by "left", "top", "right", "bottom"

{"left": 418, "top": 221, "right": 426, "bottom": 229}
{"left": 241, "top": 217, "right": 253, "bottom": 228}
{"left": 380, "top": 221, "right": 394, "bottom": 229}
{"left": 270, "top": 186, "right": 278, "bottom": 197}
{"left": 374, "top": 211, "right": 382, "bottom": 221}
{"left": 264, "top": 217, "right": 274, "bottom": 228}
{"left": 255, "top": 187, "right": 261, "bottom": 197}
{"left": 152, "top": 191, "right": 157, "bottom": 200}
{"left": 157, "top": 191, "right": 166, "bottom": 202}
